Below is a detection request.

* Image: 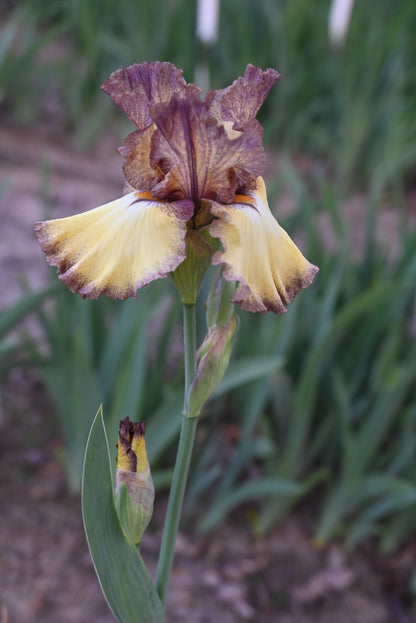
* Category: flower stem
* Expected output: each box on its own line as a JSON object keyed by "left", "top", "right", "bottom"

{"left": 155, "top": 304, "right": 198, "bottom": 606}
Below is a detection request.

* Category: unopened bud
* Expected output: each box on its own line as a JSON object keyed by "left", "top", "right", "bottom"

{"left": 115, "top": 418, "right": 154, "bottom": 545}
{"left": 186, "top": 313, "right": 238, "bottom": 418}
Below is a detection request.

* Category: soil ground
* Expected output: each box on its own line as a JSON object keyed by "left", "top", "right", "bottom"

{"left": 1, "top": 122, "right": 415, "bottom": 623}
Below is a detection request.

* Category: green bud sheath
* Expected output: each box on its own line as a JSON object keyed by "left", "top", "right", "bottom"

{"left": 170, "top": 229, "right": 213, "bottom": 306}
{"left": 186, "top": 313, "right": 238, "bottom": 418}
{"left": 115, "top": 418, "right": 154, "bottom": 546}
{"left": 206, "top": 269, "right": 236, "bottom": 328}
{"left": 184, "top": 270, "right": 239, "bottom": 417}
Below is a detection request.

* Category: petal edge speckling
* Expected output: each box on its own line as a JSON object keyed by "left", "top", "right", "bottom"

{"left": 209, "top": 177, "right": 319, "bottom": 313}
{"left": 35, "top": 192, "right": 194, "bottom": 300}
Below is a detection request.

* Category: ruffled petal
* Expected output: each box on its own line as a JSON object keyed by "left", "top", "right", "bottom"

{"left": 207, "top": 64, "right": 280, "bottom": 130}
{"left": 209, "top": 178, "right": 319, "bottom": 314}
{"left": 101, "top": 61, "right": 200, "bottom": 130}
{"left": 119, "top": 126, "right": 163, "bottom": 191}
{"left": 150, "top": 94, "right": 265, "bottom": 204}
{"left": 102, "top": 62, "right": 201, "bottom": 195}
{"left": 103, "top": 63, "right": 276, "bottom": 202}
{"left": 34, "top": 192, "right": 194, "bottom": 300}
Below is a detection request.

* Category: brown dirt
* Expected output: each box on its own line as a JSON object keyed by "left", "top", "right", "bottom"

{"left": 1, "top": 123, "right": 416, "bottom": 623}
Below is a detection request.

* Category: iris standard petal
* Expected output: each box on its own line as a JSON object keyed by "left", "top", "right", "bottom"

{"left": 103, "top": 63, "right": 276, "bottom": 203}
{"left": 209, "top": 178, "right": 319, "bottom": 314}
{"left": 101, "top": 61, "right": 200, "bottom": 130}
{"left": 150, "top": 94, "right": 265, "bottom": 204}
{"left": 34, "top": 191, "right": 194, "bottom": 300}
{"left": 207, "top": 64, "right": 280, "bottom": 131}
{"left": 119, "top": 126, "right": 164, "bottom": 191}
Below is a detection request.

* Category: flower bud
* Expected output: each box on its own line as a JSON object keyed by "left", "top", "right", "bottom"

{"left": 115, "top": 418, "right": 154, "bottom": 545}
{"left": 186, "top": 313, "right": 238, "bottom": 418}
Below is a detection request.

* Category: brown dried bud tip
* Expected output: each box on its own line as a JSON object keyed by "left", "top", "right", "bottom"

{"left": 115, "top": 416, "right": 154, "bottom": 545}
{"left": 117, "top": 418, "right": 147, "bottom": 473}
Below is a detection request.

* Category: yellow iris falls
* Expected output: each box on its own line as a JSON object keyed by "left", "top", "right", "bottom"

{"left": 35, "top": 62, "right": 318, "bottom": 313}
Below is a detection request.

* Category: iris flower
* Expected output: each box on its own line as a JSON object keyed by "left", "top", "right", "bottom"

{"left": 35, "top": 62, "right": 318, "bottom": 313}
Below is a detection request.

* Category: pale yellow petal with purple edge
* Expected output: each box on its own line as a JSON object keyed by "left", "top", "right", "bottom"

{"left": 209, "top": 177, "right": 318, "bottom": 314}
{"left": 34, "top": 192, "right": 193, "bottom": 300}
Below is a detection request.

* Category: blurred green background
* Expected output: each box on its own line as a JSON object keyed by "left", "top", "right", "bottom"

{"left": 1, "top": 0, "right": 416, "bottom": 553}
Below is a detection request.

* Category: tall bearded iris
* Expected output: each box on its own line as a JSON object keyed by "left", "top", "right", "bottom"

{"left": 35, "top": 62, "right": 318, "bottom": 313}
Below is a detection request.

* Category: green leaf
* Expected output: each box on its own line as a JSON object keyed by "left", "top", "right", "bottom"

{"left": 201, "top": 477, "right": 302, "bottom": 532}
{"left": 145, "top": 394, "right": 183, "bottom": 465}
{"left": 213, "top": 355, "right": 283, "bottom": 398}
{"left": 82, "top": 407, "right": 164, "bottom": 623}
{"left": 0, "top": 286, "right": 58, "bottom": 339}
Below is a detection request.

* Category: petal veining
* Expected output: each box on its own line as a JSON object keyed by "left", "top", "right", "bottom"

{"left": 101, "top": 61, "right": 200, "bottom": 130}
{"left": 207, "top": 64, "right": 280, "bottom": 130}
{"left": 103, "top": 62, "right": 275, "bottom": 201}
{"left": 209, "top": 178, "right": 319, "bottom": 314}
{"left": 119, "top": 126, "right": 163, "bottom": 191}
{"left": 34, "top": 192, "right": 194, "bottom": 300}
{"left": 150, "top": 94, "right": 265, "bottom": 204}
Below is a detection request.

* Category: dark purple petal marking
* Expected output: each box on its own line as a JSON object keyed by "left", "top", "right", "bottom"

{"left": 149, "top": 94, "right": 265, "bottom": 205}
{"left": 102, "top": 62, "right": 278, "bottom": 203}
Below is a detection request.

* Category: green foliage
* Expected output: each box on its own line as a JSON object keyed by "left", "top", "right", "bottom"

{"left": 26, "top": 275, "right": 278, "bottom": 494}
{"left": 0, "top": 287, "right": 59, "bottom": 377}
{"left": 27, "top": 278, "right": 184, "bottom": 492}
{"left": 189, "top": 173, "right": 416, "bottom": 550}
{"left": 0, "top": 0, "right": 198, "bottom": 143}
{"left": 2, "top": 0, "right": 416, "bottom": 186}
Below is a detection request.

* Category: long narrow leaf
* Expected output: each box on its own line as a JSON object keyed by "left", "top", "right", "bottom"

{"left": 201, "top": 477, "right": 302, "bottom": 532}
{"left": 82, "top": 407, "right": 164, "bottom": 623}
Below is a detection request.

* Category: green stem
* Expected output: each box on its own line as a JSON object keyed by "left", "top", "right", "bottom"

{"left": 155, "top": 304, "right": 198, "bottom": 605}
